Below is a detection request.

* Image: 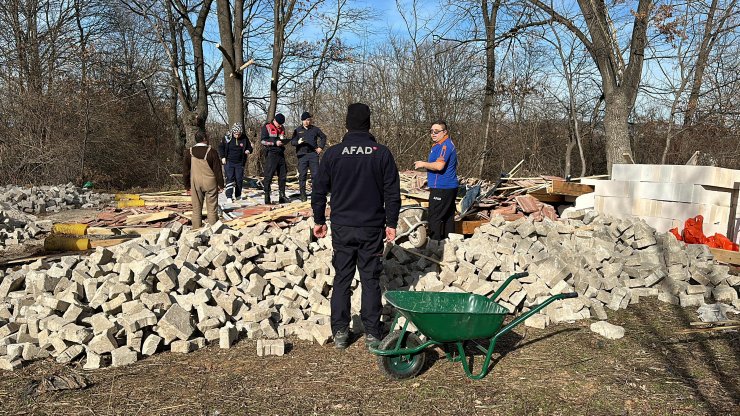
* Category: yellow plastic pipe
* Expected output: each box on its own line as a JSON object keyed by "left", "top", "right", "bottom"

{"left": 115, "top": 193, "right": 141, "bottom": 201}
{"left": 52, "top": 223, "right": 89, "bottom": 236}
{"left": 44, "top": 235, "right": 91, "bottom": 251}
{"left": 117, "top": 199, "right": 146, "bottom": 208}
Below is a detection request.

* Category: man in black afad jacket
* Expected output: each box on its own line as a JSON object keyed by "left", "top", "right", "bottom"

{"left": 312, "top": 103, "right": 401, "bottom": 350}
{"left": 291, "top": 112, "right": 327, "bottom": 201}
{"left": 218, "top": 122, "right": 253, "bottom": 202}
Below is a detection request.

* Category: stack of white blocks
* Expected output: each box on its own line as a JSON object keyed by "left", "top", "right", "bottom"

{"left": 593, "top": 164, "right": 740, "bottom": 243}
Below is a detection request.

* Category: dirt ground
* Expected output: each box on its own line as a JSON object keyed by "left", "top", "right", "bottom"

{"left": 1, "top": 298, "right": 737, "bottom": 416}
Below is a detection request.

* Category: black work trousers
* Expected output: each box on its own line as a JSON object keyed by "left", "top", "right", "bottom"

{"left": 224, "top": 161, "right": 245, "bottom": 199}
{"left": 263, "top": 152, "right": 287, "bottom": 196}
{"left": 330, "top": 224, "right": 384, "bottom": 338}
{"left": 427, "top": 188, "right": 457, "bottom": 240}
{"left": 296, "top": 152, "right": 319, "bottom": 195}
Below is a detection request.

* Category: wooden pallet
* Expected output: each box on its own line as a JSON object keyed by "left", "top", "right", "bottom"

{"left": 709, "top": 247, "right": 740, "bottom": 265}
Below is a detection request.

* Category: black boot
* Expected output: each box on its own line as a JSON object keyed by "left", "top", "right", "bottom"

{"left": 278, "top": 191, "right": 289, "bottom": 204}
{"left": 300, "top": 191, "right": 307, "bottom": 202}
{"left": 264, "top": 193, "right": 271, "bottom": 205}
{"left": 299, "top": 183, "right": 307, "bottom": 202}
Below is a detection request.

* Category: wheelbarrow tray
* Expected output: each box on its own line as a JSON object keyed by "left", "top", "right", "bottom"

{"left": 384, "top": 291, "right": 510, "bottom": 343}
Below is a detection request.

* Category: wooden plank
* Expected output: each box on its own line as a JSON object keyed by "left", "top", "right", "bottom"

{"left": 549, "top": 180, "right": 595, "bottom": 197}
{"left": 227, "top": 201, "right": 312, "bottom": 228}
{"left": 90, "top": 238, "right": 135, "bottom": 248}
{"left": 125, "top": 211, "right": 174, "bottom": 226}
{"left": 87, "top": 227, "right": 162, "bottom": 236}
{"left": 709, "top": 247, "right": 740, "bottom": 265}
{"left": 401, "top": 192, "right": 430, "bottom": 201}
{"left": 140, "top": 195, "right": 191, "bottom": 203}
{"left": 86, "top": 227, "right": 117, "bottom": 236}
{"left": 0, "top": 252, "right": 81, "bottom": 268}
{"left": 455, "top": 219, "right": 488, "bottom": 235}
{"left": 529, "top": 192, "right": 564, "bottom": 204}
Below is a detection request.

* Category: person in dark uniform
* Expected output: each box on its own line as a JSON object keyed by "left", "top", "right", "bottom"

{"left": 414, "top": 120, "right": 459, "bottom": 240}
{"left": 312, "top": 103, "right": 401, "bottom": 349}
{"left": 291, "top": 112, "right": 327, "bottom": 201}
{"left": 260, "top": 113, "right": 288, "bottom": 204}
{"left": 218, "top": 122, "right": 253, "bottom": 203}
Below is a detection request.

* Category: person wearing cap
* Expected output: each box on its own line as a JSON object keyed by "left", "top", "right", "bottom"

{"left": 414, "top": 120, "right": 459, "bottom": 240}
{"left": 312, "top": 103, "right": 401, "bottom": 350}
{"left": 260, "top": 113, "right": 288, "bottom": 204}
{"left": 219, "top": 122, "right": 253, "bottom": 203}
{"left": 183, "top": 130, "right": 225, "bottom": 228}
{"left": 290, "top": 111, "right": 327, "bottom": 202}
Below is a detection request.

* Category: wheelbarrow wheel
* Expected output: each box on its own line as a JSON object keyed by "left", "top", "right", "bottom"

{"left": 377, "top": 331, "right": 427, "bottom": 380}
{"left": 407, "top": 224, "right": 427, "bottom": 248}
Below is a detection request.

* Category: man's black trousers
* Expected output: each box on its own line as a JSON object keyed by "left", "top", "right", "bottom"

{"left": 330, "top": 224, "right": 384, "bottom": 339}
{"left": 428, "top": 188, "right": 457, "bottom": 240}
{"left": 224, "top": 161, "right": 245, "bottom": 199}
{"left": 296, "top": 152, "right": 319, "bottom": 195}
{"left": 263, "top": 152, "right": 287, "bottom": 195}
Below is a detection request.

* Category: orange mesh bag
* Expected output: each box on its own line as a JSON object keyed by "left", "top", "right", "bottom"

{"left": 682, "top": 215, "right": 707, "bottom": 245}
{"left": 706, "top": 233, "right": 740, "bottom": 251}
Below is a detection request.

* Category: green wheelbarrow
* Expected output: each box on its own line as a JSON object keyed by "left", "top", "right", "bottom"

{"left": 369, "top": 272, "right": 577, "bottom": 380}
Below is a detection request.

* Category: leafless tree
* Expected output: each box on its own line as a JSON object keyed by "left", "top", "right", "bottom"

{"left": 528, "top": 0, "right": 655, "bottom": 173}
{"left": 684, "top": 0, "right": 739, "bottom": 125}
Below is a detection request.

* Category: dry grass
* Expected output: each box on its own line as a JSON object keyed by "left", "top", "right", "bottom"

{"left": 1, "top": 298, "right": 737, "bottom": 415}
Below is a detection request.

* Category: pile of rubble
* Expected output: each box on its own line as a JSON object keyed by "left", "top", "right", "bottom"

{"left": 0, "top": 204, "right": 53, "bottom": 249}
{"left": 0, "top": 220, "right": 334, "bottom": 370}
{"left": 1, "top": 208, "right": 739, "bottom": 371}
{"left": 0, "top": 184, "right": 112, "bottom": 215}
{"left": 387, "top": 208, "right": 739, "bottom": 331}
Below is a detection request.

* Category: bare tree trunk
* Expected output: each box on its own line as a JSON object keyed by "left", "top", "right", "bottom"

{"left": 268, "top": 0, "right": 289, "bottom": 120}
{"left": 564, "top": 128, "right": 574, "bottom": 177}
{"left": 603, "top": 93, "right": 632, "bottom": 168}
{"left": 685, "top": 0, "right": 717, "bottom": 125}
{"left": 684, "top": 0, "right": 737, "bottom": 125}
{"left": 529, "top": 0, "right": 652, "bottom": 174}
{"left": 217, "top": 0, "right": 246, "bottom": 126}
{"left": 74, "top": 0, "right": 90, "bottom": 179}
{"left": 479, "top": 0, "right": 501, "bottom": 178}
{"left": 171, "top": 0, "right": 213, "bottom": 147}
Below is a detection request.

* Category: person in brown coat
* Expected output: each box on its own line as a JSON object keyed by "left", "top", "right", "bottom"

{"left": 183, "top": 130, "right": 225, "bottom": 228}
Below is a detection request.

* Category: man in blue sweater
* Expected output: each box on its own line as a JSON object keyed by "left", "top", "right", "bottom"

{"left": 312, "top": 103, "right": 401, "bottom": 349}
{"left": 414, "top": 120, "right": 459, "bottom": 240}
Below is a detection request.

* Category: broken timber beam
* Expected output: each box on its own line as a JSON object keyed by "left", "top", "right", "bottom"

{"left": 548, "top": 180, "right": 595, "bottom": 197}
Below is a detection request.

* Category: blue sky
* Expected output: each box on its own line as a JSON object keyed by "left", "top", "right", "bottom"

{"left": 201, "top": 0, "right": 414, "bottom": 124}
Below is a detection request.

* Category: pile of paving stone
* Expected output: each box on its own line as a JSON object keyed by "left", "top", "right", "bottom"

{"left": 0, "top": 204, "right": 53, "bottom": 249}
{"left": 0, "top": 220, "right": 334, "bottom": 370}
{"left": 0, "top": 184, "right": 112, "bottom": 215}
{"left": 1, "top": 209, "right": 739, "bottom": 371}
{"left": 387, "top": 209, "right": 739, "bottom": 333}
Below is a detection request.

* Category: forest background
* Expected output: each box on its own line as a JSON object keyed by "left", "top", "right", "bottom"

{"left": 0, "top": 0, "right": 737, "bottom": 189}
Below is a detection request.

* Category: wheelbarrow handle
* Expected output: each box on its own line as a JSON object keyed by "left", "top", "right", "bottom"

{"left": 489, "top": 272, "right": 529, "bottom": 301}
{"left": 562, "top": 292, "right": 578, "bottom": 299}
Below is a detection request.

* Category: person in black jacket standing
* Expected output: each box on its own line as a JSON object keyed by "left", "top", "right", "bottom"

{"left": 218, "top": 122, "right": 253, "bottom": 203}
{"left": 260, "top": 113, "right": 288, "bottom": 204}
{"left": 312, "top": 103, "right": 401, "bottom": 349}
{"left": 291, "top": 112, "right": 327, "bottom": 201}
